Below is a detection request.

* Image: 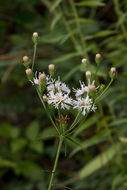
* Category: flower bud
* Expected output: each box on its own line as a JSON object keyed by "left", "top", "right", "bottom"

{"left": 89, "top": 85, "right": 95, "bottom": 91}
{"left": 95, "top": 53, "right": 101, "bottom": 64}
{"left": 23, "top": 56, "right": 31, "bottom": 68}
{"left": 32, "top": 32, "right": 39, "bottom": 44}
{"left": 38, "top": 73, "right": 46, "bottom": 92}
{"left": 86, "top": 71, "right": 91, "bottom": 82}
{"left": 110, "top": 67, "right": 116, "bottom": 78}
{"left": 95, "top": 53, "right": 101, "bottom": 59}
{"left": 33, "top": 32, "right": 38, "bottom": 37}
{"left": 40, "top": 73, "right": 46, "bottom": 80}
{"left": 49, "top": 64, "right": 55, "bottom": 70}
{"left": 25, "top": 68, "right": 33, "bottom": 80}
{"left": 111, "top": 67, "right": 116, "bottom": 75}
{"left": 48, "top": 64, "right": 55, "bottom": 76}
{"left": 86, "top": 71, "right": 91, "bottom": 77}
{"left": 23, "top": 56, "right": 29, "bottom": 62}
{"left": 81, "top": 58, "right": 87, "bottom": 63}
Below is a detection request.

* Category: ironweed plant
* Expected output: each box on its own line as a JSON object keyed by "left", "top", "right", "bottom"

{"left": 23, "top": 32, "right": 116, "bottom": 190}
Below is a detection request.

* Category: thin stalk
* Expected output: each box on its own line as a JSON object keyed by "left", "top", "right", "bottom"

{"left": 62, "top": 15, "right": 79, "bottom": 50}
{"left": 69, "top": 111, "right": 81, "bottom": 128}
{"left": 95, "top": 78, "right": 113, "bottom": 103}
{"left": 48, "top": 135, "right": 64, "bottom": 190}
{"left": 69, "top": 0, "right": 89, "bottom": 63}
{"left": 64, "top": 113, "right": 82, "bottom": 135}
{"left": 58, "top": 107, "right": 62, "bottom": 133}
{"left": 114, "top": 0, "right": 127, "bottom": 42}
{"left": 36, "top": 86, "right": 60, "bottom": 135}
{"left": 32, "top": 43, "right": 37, "bottom": 71}
{"left": 42, "top": 0, "right": 79, "bottom": 51}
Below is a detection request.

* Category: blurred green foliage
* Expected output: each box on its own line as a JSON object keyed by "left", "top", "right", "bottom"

{"left": 0, "top": 0, "right": 127, "bottom": 189}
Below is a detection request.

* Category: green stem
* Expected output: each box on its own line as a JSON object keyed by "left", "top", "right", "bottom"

{"left": 69, "top": 0, "right": 89, "bottom": 63}
{"left": 114, "top": 0, "right": 127, "bottom": 42}
{"left": 95, "top": 78, "right": 113, "bottom": 103}
{"left": 64, "top": 112, "right": 81, "bottom": 135}
{"left": 36, "top": 86, "right": 60, "bottom": 135}
{"left": 48, "top": 135, "right": 63, "bottom": 190}
{"left": 58, "top": 107, "right": 62, "bottom": 133}
{"left": 32, "top": 43, "right": 37, "bottom": 71}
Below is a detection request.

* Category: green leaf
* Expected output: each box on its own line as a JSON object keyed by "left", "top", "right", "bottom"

{"left": 52, "top": 52, "right": 82, "bottom": 64}
{"left": 51, "top": 12, "right": 62, "bottom": 30}
{"left": 111, "top": 175, "right": 127, "bottom": 190}
{"left": 38, "top": 127, "right": 57, "bottom": 140}
{"left": 25, "top": 121, "right": 39, "bottom": 141}
{"left": 93, "top": 30, "right": 117, "bottom": 38}
{"left": 76, "top": 0, "right": 105, "bottom": 7}
{"left": 29, "top": 141, "right": 44, "bottom": 153}
{"left": 0, "top": 158, "right": 16, "bottom": 168}
{"left": 69, "top": 18, "right": 94, "bottom": 24}
{"left": 60, "top": 29, "right": 79, "bottom": 45}
{"left": 14, "top": 161, "right": 42, "bottom": 180}
{"left": 62, "top": 65, "right": 80, "bottom": 81}
{"left": 66, "top": 137, "right": 83, "bottom": 148}
{"left": 109, "top": 118, "right": 127, "bottom": 127}
{"left": 79, "top": 144, "right": 120, "bottom": 179}
{"left": 70, "top": 135, "right": 106, "bottom": 157}
{"left": 50, "top": 0, "right": 62, "bottom": 11}
{"left": 0, "top": 123, "right": 20, "bottom": 138}
{"left": 73, "top": 115, "right": 99, "bottom": 137}
{"left": 41, "top": 34, "right": 64, "bottom": 43}
{"left": 11, "top": 138, "right": 27, "bottom": 152}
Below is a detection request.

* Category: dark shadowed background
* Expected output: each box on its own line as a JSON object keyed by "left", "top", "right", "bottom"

{"left": 0, "top": 0, "right": 127, "bottom": 189}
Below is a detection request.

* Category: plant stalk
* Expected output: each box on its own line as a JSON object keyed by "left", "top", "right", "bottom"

{"left": 32, "top": 43, "right": 37, "bottom": 71}
{"left": 48, "top": 135, "right": 63, "bottom": 190}
{"left": 36, "top": 86, "right": 60, "bottom": 135}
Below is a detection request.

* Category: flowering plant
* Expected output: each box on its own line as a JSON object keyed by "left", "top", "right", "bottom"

{"left": 23, "top": 32, "right": 116, "bottom": 190}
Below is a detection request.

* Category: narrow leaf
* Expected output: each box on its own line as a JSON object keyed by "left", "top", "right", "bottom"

{"left": 50, "top": 0, "right": 62, "bottom": 11}
{"left": 79, "top": 144, "right": 120, "bottom": 179}
{"left": 76, "top": 1, "right": 105, "bottom": 7}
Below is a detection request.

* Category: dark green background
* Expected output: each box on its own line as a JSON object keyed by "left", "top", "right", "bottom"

{"left": 0, "top": 0, "right": 127, "bottom": 189}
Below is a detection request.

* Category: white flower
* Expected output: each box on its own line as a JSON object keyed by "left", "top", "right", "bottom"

{"left": 74, "top": 80, "right": 99, "bottom": 97}
{"left": 73, "top": 95, "right": 96, "bottom": 115}
{"left": 33, "top": 71, "right": 42, "bottom": 85}
{"left": 74, "top": 81, "right": 89, "bottom": 97}
{"left": 47, "top": 91, "right": 72, "bottom": 110}
{"left": 47, "top": 77, "right": 70, "bottom": 94}
{"left": 46, "top": 75, "right": 55, "bottom": 85}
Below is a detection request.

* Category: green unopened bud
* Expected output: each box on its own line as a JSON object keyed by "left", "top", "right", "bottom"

{"left": 25, "top": 68, "right": 33, "bottom": 80}
{"left": 32, "top": 32, "right": 39, "bottom": 44}
{"left": 95, "top": 53, "right": 101, "bottom": 64}
{"left": 38, "top": 73, "right": 46, "bottom": 92}
{"left": 23, "top": 56, "right": 31, "bottom": 68}
{"left": 48, "top": 64, "right": 55, "bottom": 76}
{"left": 110, "top": 67, "right": 116, "bottom": 78}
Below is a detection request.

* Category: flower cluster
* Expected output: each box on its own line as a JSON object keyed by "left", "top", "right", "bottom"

{"left": 32, "top": 68, "right": 97, "bottom": 116}
{"left": 23, "top": 32, "right": 116, "bottom": 117}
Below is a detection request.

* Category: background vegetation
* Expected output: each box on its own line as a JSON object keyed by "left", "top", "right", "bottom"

{"left": 0, "top": 0, "right": 127, "bottom": 189}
